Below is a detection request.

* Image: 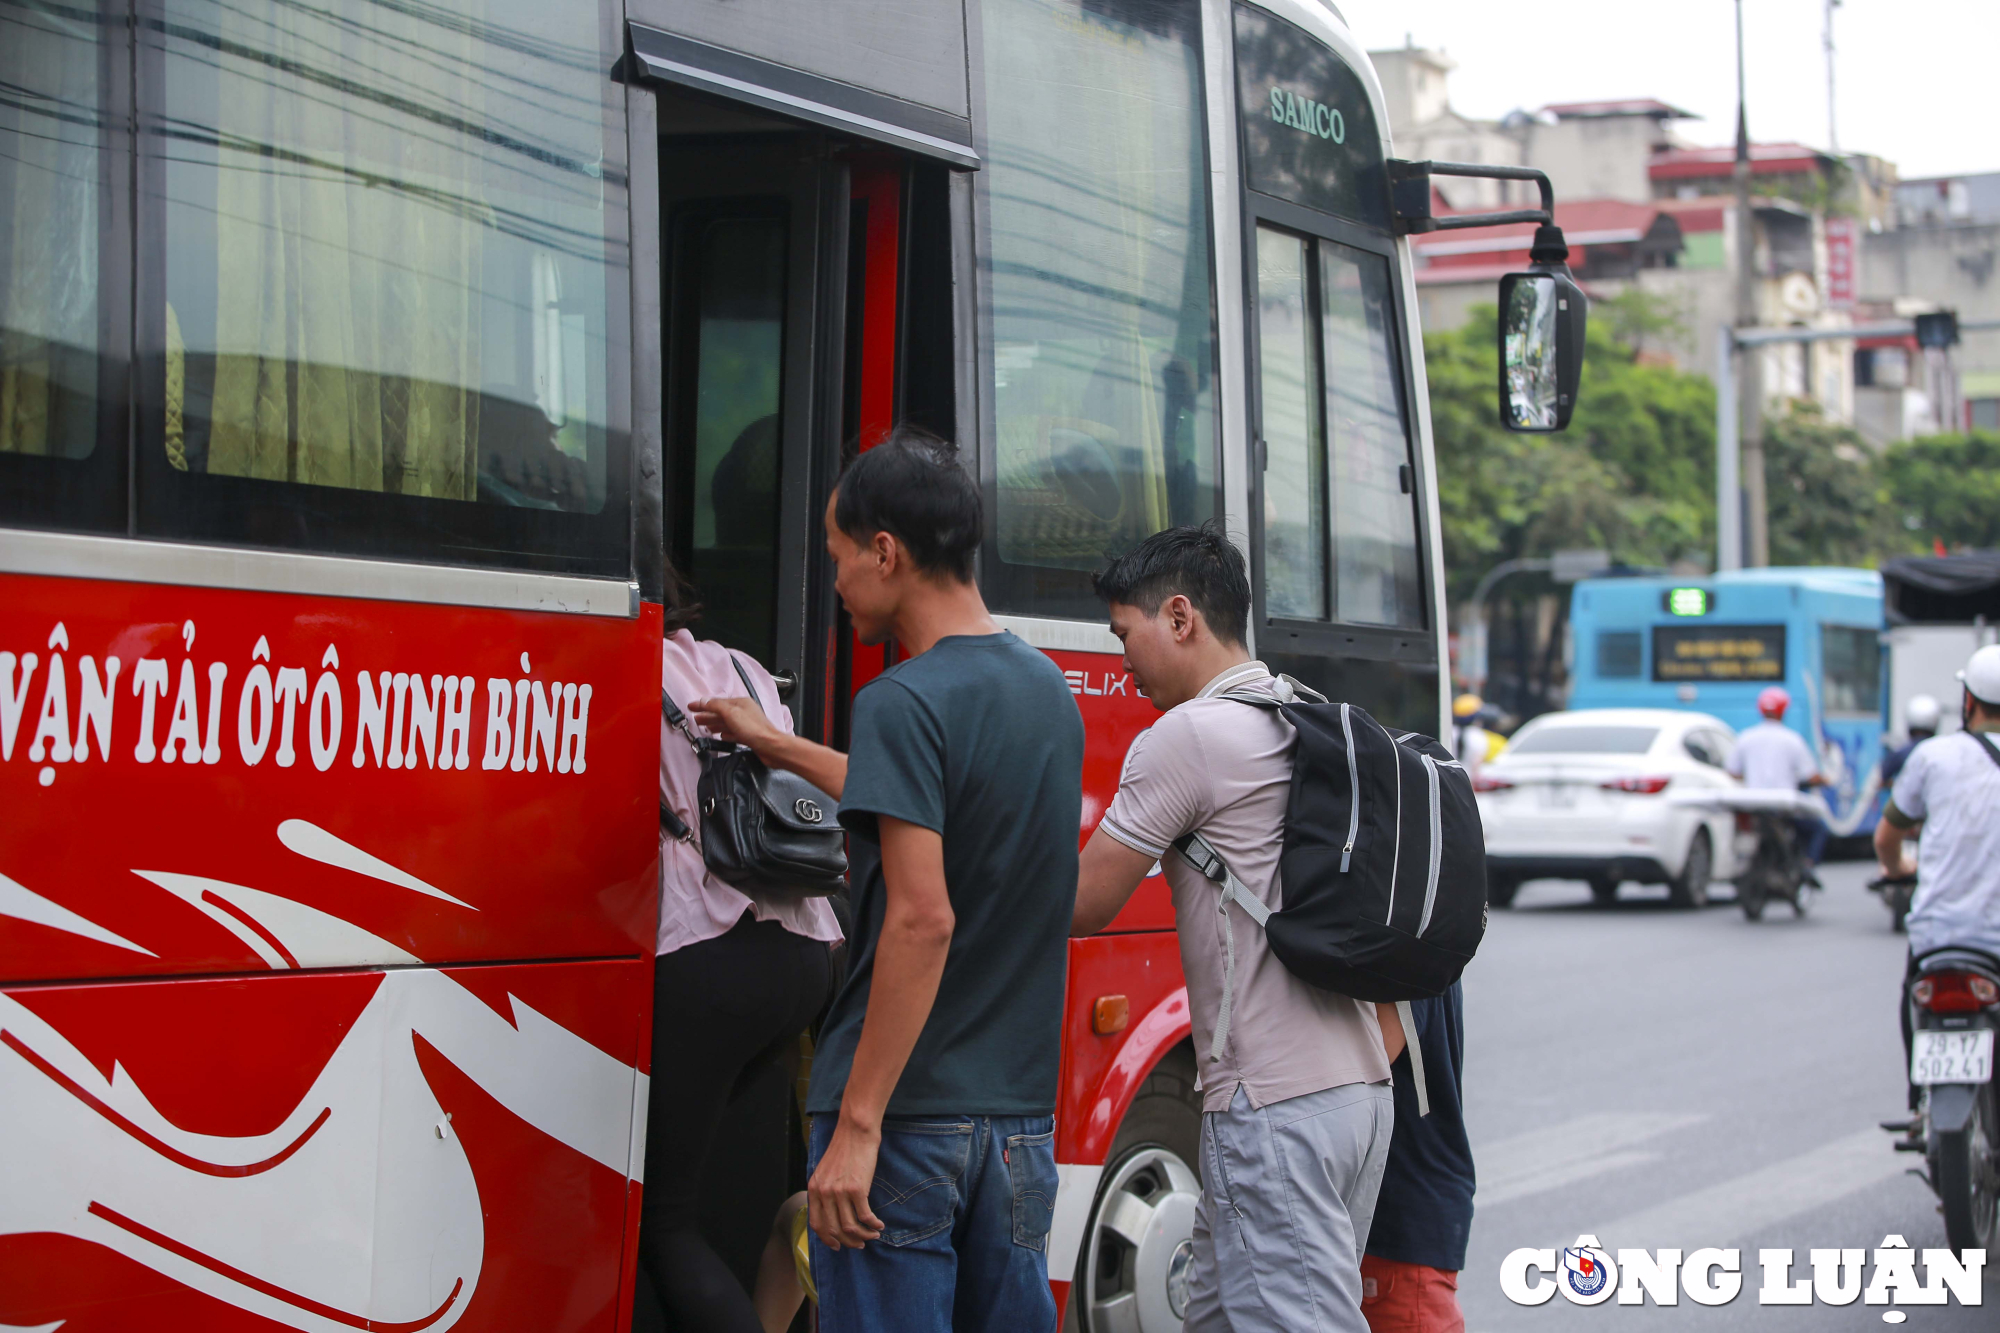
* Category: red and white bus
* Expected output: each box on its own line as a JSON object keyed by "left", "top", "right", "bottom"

{"left": 0, "top": 0, "right": 1513, "bottom": 1328}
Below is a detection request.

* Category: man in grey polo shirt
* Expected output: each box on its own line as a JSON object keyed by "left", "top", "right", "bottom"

{"left": 1071, "top": 524, "right": 1397, "bottom": 1333}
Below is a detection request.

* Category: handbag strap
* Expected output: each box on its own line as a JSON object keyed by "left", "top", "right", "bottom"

{"left": 660, "top": 797, "right": 693, "bottom": 843}
{"left": 661, "top": 687, "right": 702, "bottom": 754}
{"left": 658, "top": 689, "right": 698, "bottom": 841}
{"left": 661, "top": 652, "right": 769, "bottom": 759}
{"left": 729, "top": 654, "right": 765, "bottom": 710}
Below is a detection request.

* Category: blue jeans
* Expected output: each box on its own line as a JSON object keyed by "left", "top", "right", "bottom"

{"left": 808, "top": 1113, "right": 1058, "bottom": 1333}
{"left": 1795, "top": 815, "right": 1828, "bottom": 866}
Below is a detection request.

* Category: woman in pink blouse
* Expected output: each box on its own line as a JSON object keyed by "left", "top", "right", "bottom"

{"left": 641, "top": 570, "right": 843, "bottom": 1333}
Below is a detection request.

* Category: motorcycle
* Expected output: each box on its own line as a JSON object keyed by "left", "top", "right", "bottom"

{"left": 1733, "top": 809, "right": 1813, "bottom": 921}
{"left": 1869, "top": 871, "right": 1917, "bottom": 933}
{"left": 1888, "top": 946, "right": 2000, "bottom": 1251}
{"left": 1668, "top": 788, "right": 1821, "bottom": 922}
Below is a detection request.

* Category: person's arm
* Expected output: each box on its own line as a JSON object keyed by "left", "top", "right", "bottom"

{"left": 1796, "top": 733, "right": 1829, "bottom": 788}
{"left": 808, "top": 816, "right": 953, "bottom": 1249}
{"left": 1801, "top": 746, "right": 1828, "bottom": 788}
{"left": 1073, "top": 826, "right": 1159, "bottom": 936}
{"left": 1875, "top": 802, "right": 1920, "bottom": 877}
{"left": 1078, "top": 719, "right": 1208, "bottom": 935}
{"left": 690, "top": 694, "right": 848, "bottom": 798}
{"left": 1375, "top": 1003, "right": 1407, "bottom": 1063}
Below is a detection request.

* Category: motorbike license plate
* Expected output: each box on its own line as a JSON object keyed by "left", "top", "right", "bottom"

{"left": 1911, "top": 1029, "right": 1995, "bottom": 1085}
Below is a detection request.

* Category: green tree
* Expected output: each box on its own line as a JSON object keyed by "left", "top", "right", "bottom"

{"left": 1760, "top": 403, "right": 1906, "bottom": 567}
{"left": 1595, "top": 286, "right": 1689, "bottom": 360}
{"left": 1426, "top": 306, "right": 1716, "bottom": 608}
{"left": 1881, "top": 431, "right": 2000, "bottom": 551}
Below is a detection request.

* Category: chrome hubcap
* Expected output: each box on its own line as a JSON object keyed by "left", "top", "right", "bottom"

{"left": 1080, "top": 1146, "right": 1202, "bottom": 1333}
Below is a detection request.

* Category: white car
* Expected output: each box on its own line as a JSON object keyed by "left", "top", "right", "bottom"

{"left": 1475, "top": 708, "right": 1744, "bottom": 908}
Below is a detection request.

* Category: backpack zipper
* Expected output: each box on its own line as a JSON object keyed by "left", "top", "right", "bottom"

{"left": 1339, "top": 703, "right": 1361, "bottom": 872}
{"left": 1416, "top": 754, "right": 1444, "bottom": 936}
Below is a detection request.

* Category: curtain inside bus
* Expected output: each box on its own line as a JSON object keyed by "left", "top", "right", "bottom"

{"left": 0, "top": 1, "right": 101, "bottom": 460}
{"left": 979, "top": 0, "right": 1218, "bottom": 616}
{"left": 155, "top": 0, "right": 616, "bottom": 511}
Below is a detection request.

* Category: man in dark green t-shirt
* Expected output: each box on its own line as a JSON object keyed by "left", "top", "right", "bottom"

{"left": 803, "top": 430, "right": 1082, "bottom": 1332}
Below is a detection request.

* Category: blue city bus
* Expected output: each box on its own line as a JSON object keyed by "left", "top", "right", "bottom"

{"left": 1568, "top": 568, "right": 1887, "bottom": 836}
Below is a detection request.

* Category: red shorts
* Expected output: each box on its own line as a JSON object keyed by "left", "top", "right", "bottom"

{"left": 1361, "top": 1255, "right": 1464, "bottom": 1333}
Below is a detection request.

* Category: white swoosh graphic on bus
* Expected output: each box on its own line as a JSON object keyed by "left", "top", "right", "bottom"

{"left": 277, "top": 819, "right": 478, "bottom": 910}
{"left": 2, "top": 823, "right": 644, "bottom": 1332}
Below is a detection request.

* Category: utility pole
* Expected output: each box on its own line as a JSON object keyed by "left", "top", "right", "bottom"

{"left": 1733, "top": 0, "right": 1769, "bottom": 567}
{"left": 1824, "top": 0, "right": 1840, "bottom": 157}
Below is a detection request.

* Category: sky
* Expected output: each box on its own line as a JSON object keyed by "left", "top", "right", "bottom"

{"left": 1342, "top": 0, "right": 1997, "bottom": 180}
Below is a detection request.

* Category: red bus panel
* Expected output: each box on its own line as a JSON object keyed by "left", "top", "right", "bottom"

{"left": 2, "top": 574, "right": 660, "bottom": 1331}
{"left": 1, "top": 959, "right": 648, "bottom": 1333}
{"left": 0, "top": 576, "right": 660, "bottom": 982}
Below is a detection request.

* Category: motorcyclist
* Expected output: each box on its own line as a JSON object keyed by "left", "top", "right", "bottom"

{"left": 1875, "top": 646, "right": 2000, "bottom": 1113}
{"left": 1881, "top": 693, "right": 1942, "bottom": 789}
{"left": 1726, "top": 686, "right": 1828, "bottom": 884}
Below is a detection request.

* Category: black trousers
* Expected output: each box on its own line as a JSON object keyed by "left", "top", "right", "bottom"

{"left": 640, "top": 913, "right": 833, "bottom": 1333}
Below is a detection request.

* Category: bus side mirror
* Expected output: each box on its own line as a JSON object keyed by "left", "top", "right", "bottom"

{"left": 1498, "top": 226, "right": 1587, "bottom": 432}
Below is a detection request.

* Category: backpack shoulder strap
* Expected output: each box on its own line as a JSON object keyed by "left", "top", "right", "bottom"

{"left": 1394, "top": 999, "right": 1431, "bottom": 1118}
{"left": 1171, "top": 832, "right": 1273, "bottom": 925}
{"left": 1971, "top": 730, "right": 2000, "bottom": 774}
{"left": 1209, "top": 674, "right": 1326, "bottom": 709}
{"left": 1172, "top": 830, "right": 1271, "bottom": 1067}
{"left": 1213, "top": 689, "right": 1281, "bottom": 709}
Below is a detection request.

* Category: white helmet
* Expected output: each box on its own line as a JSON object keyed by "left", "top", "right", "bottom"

{"left": 1905, "top": 694, "right": 1943, "bottom": 733}
{"left": 1959, "top": 645, "right": 2000, "bottom": 708}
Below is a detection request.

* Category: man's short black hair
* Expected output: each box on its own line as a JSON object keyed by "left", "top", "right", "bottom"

{"left": 833, "top": 426, "right": 982, "bottom": 583}
{"left": 1092, "top": 522, "right": 1250, "bottom": 646}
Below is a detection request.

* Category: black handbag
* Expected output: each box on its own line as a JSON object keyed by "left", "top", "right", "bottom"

{"left": 661, "top": 657, "right": 847, "bottom": 899}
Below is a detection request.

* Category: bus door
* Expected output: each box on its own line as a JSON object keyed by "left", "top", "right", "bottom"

{"left": 659, "top": 120, "right": 847, "bottom": 733}
{"left": 655, "top": 92, "right": 960, "bottom": 743}
{"left": 650, "top": 85, "right": 960, "bottom": 1307}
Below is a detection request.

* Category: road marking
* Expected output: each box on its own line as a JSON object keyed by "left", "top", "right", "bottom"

{"left": 1581, "top": 1128, "right": 1914, "bottom": 1246}
{"left": 1476, "top": 1112, "right": 1708, "bottom": 1207}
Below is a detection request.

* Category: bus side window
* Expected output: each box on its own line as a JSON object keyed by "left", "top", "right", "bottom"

{"left": 132, "top": 0, "right": 631, "bottom": 575}
{"left": 1251, "top": 225, "right": 1423, "bottom": 631}
{"left": 0, "top": 1, "right": 125, "bottom": 532}
{"left": 1821, "top": 624, "right": 1882, "bottom": 715}
{"left": 1597, "top": 630, "right": 1642, "bottom": 678}
{"left": 976, "top": 0, "right": 1220, "bottom": 621}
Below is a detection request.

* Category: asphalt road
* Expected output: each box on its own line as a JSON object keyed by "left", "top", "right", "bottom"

{"left": 1454, "top": 860, "right": 1996, "bottom": 1330}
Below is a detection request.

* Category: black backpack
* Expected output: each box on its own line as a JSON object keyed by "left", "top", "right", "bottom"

{"left": 1173, "top": 679, "right": 1488, "bottom": 1012}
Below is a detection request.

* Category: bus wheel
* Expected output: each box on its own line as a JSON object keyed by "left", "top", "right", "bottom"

{"left": 1073, "top": 1044, "right": 1202, "bottom": 1333}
